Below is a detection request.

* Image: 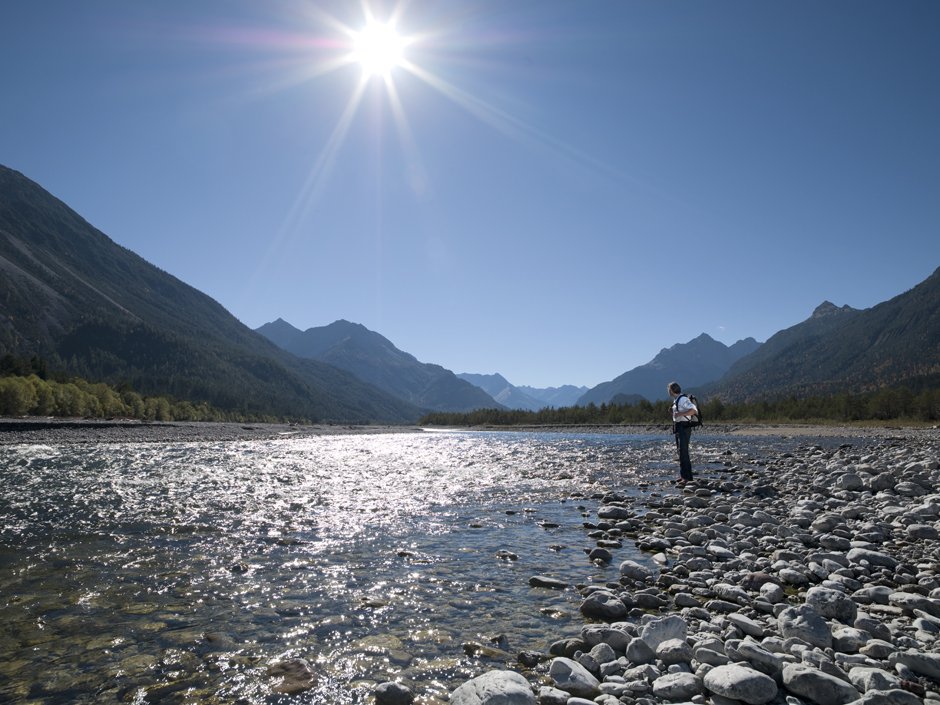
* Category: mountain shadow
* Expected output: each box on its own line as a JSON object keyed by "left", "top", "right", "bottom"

{"left": 257, "top": 319, "right": 501, "bottom": 413}
{"left": 0, "top": 164, "right": 422, "bottom": 423}
{"left": 710, "top": 268, "right": 940, "bottom": 401}
{"left": 577, "top": 334, "right": 761, "bottom": 405}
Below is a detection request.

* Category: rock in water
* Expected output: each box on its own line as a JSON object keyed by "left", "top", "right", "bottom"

{"left": 266, "top": 658, "right": 318, "bottom": 695}
{"left": 375, "top": 681, "right": 415, "bottom": 705}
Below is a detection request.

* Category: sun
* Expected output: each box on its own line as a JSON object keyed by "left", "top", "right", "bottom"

{"left": 352, "top": 21, "right": 406, "bottom": 78}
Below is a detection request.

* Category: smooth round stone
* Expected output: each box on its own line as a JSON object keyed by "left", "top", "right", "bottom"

{"left": 375, "top": 681, "right": 415, "bottom": 705}
{"left": 580, "top": 592, "right": 627, "bottom": 622}
{"left": 267, "top": 658, "right": 318, "bottom": 695}
{"left": 652, "top": 672, "right": 703, "bottom": 701}
{"left": 778, "top": 606, "right": 833, "bottom": 649}
{"left": 451, "top": 670, "right": 536, "bottom": 705}
{"left": 657, "top": 638, "right": 693, "bottom": 665}
{"left": 805, "top": 586, "right": 858, "bottom": 623}
{"left": 530, "top": 575, "right": 568, "bottom": 590}
{"left": 620, "top": 560, "right": 655, "bottom": 581}
{"left": 704, "top": 664, "right": 778, "bottom": 705}
{"left": 727, "top": 613, "right": 766, "bottom": 638}
{"left": 548, "top": 658, "right": 600, "bottom": 699}
{"left": 907, "top": 524, "right": 939, "bottom": 540}
{"left": 782, "top": 663, "right": 861, "bottom": 705}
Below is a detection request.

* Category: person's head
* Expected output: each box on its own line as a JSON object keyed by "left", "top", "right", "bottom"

{"left": 668, "top": 382, "right": 681, "bottom": 397}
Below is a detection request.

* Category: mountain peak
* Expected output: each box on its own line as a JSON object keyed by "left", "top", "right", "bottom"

{"left": 812, "top": 301, "right": 855, "bottom": 318}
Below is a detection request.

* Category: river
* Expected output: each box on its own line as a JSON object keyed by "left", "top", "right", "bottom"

{"left": 0, "top": 429, "right": 849, "bottom": 704}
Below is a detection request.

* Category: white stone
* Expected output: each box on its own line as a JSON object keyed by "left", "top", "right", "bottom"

{"left": 782, "top": 663, "right": 862, "bottom": 705}
{"left": 451, "top": 670, "right": 535, "bottom": 705}
{"left": 704, "top": 664, "right": 778, "bottom": 705}
{"left": 548, "top": 657, "right": 600, "bottom": 699}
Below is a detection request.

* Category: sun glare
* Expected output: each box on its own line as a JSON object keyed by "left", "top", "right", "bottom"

{"left": 352, "top": 22, "right": 405, "bottom": 77}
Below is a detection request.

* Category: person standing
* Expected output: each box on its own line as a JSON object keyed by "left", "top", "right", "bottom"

{"left": 668, "top": 381, "right": 698, "bottom": 484}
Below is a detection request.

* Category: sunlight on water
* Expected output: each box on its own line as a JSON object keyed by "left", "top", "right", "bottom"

{"left": 0, "top": 429, "right": 817, "bottom": 704}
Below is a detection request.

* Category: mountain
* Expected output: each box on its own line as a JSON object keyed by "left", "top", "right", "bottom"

{"left": 578, "top": 334, "right": 761, "bottom": 405}
{"left": 0, "top": 164, "right": 422, "bottom": 423}
{"left": 256, "top": 319, "right": 500, "bottom": 413}
{"left": 517, "top": 384, "right": 589, "bottom": 408}
{"left": 711, "top": 269, "right": 940, "bottom": 401}
{"left": 457, "top": 373, "right": 547, "bottom": 411}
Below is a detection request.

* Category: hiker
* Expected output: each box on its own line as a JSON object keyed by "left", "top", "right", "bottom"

{"left": 668, "top": 381, "right": 697, "bottom": 484}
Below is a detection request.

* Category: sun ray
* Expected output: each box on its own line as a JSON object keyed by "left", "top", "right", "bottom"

{"left": 248, "top": 79, "right": 368, "bottom": 291}
{"left": 399, "top": 58, "right": 624, "bottom": 184}
{"left": 383, "top": 71, "right": 427, "bottom": 195}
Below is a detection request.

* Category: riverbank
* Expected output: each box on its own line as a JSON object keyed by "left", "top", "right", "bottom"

{"left": 0, "top": 417, "right": 423, "bottom": 445}
{"left": 467, "top": 422, "right": 937, "bottom": 439}
{"left": 0, "top": 417, "right": 933, "bottom": 446}
{"left": 442, "top": 428, "right": 940, "bottom": 705}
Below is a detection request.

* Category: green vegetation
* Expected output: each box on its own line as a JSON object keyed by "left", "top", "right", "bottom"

{"left": 0, "top": 354, "right": 269, "bottom": 422}
{"left": 419, "top": 386, "right": 940, "bottom": 427}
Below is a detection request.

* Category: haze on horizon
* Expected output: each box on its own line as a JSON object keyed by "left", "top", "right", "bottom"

{"left": 1, "top": 1, "right": 938, "bottom": 388}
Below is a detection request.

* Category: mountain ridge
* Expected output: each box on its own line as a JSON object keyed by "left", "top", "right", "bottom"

{"left": 0, "top": 164, "right": 422, "bottom": 423}
{"left": 2, "top": 164, "right": 936, "bottom": 417}
{"left": 577, "top": 334, "right": 761, "bottom": 405}
{"left": 711, "top": 268, "right": 940, "bottom": 401}
{"left": 256, "top": 319, "right": 500, "bottom": 413}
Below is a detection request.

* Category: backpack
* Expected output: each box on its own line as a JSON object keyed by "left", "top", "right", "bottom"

{"left": 675, "top": 394, "right": 702, "bottom": 428}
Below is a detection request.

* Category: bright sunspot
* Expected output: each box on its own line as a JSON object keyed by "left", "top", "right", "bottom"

{"left": 352, "top": 22, "right": 405, "bottom": 77}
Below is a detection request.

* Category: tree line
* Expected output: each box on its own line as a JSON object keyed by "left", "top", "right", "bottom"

{"left": 419, "top": 386, "right": 940, "bottom": 427}
{"left": 0, "top": 354, "right": 267, "bottom": 422}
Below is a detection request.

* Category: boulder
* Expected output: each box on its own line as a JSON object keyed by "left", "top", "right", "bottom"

{"left": 640, "top": 614, "right": 687, "bottom": 650}
{"left": 450, "top": 670, "right": 535, "bottom": 705}
{"left": 652, "top": 672, "right": 703, "bottom": 701}
{"left": 806, "top": 586, "right": 858, "bottom": 623}
{"left": 620, "top": 559, "right": 655, "bottom": 581}
{"left": 782, "top": 663, "right": 862, "bottom": 705}
{"left": 375, "top": 681, "right": 415, "bottom": 705}
{"left": 704, "top": 664, "right": 778, "bottom": 705}
{"left": 579, "top": 591, "right": 627, "bottom": 622}
{"left": 890, "top": 649, "right": 940, "bottom": 680}
{"left": 778, "top": 605, "right": 832, "bottom": 649}
{"left": 548, "top": 657, "right": 600, "bottom": 698}
{"left": 267, "top": 658, "right": 318, "bottom": 695}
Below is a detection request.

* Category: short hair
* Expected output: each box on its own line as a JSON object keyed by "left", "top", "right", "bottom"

{"left": 668, "top": 382, "right": 681, "bottom": 395}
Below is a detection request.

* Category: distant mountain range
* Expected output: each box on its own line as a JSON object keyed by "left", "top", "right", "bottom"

{"left": 1, "top": 163, "right": 936, "bottom": 419}
{"left": 455, "top": 373, "right": 586, "bottom": 411}
{"left": 256, "top": 318, "right": 499, "bottom": 413}
{"left": 577, "top": 334, "right": 761, "bottom": 405}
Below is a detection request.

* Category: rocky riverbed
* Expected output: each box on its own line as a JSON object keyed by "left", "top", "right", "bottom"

{"left": 2, "top": 419, "right": 937, "bottom": 705}
{"left": 423, "top": 430, "right": 940, "bottom": 705}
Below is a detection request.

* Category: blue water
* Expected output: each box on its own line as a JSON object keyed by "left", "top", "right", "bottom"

{"left": 0, "top": 429, "right": 843, "bottom": 704}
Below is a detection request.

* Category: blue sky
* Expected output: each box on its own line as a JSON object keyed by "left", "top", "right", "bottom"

{"left": 2, "top": 1, "right": 938, "bottom": 388}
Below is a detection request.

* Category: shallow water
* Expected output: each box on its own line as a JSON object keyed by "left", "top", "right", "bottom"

{"left": 0, "top": 429, "right": 849, "bottom": 704}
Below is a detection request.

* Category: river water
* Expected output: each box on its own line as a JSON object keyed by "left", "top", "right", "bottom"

{"left": 0, "top": 429, "right": 844, "bottom": 704}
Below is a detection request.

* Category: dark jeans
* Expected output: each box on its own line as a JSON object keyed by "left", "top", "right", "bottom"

{"left": 675, "top": 423, "right": 693, "bottom": 481}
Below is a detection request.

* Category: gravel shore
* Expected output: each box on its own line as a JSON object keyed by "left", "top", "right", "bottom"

{"left": 0, "top": 417, "right": 423, "bottom": 445}
{"left": 438, "top": 427, "right": 940, "bottom": 705}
